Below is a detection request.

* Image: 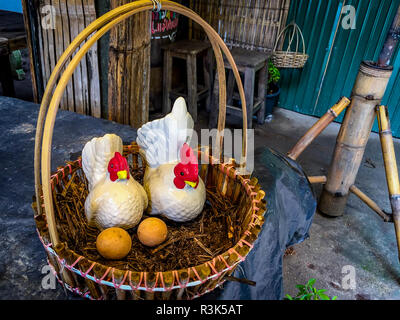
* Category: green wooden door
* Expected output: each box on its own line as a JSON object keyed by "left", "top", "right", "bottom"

{"left": 279, "top": 0, "right": 400, "bottom": 137}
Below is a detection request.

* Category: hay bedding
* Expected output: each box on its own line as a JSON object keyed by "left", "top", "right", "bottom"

{"left": 52, "top": 164, "right": 240, "bottom": 272}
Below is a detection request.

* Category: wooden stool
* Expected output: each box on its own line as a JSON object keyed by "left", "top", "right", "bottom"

{"left": 209, "top": 47, "right": 269, "bottom": 129}
{"left": 162, "top": 40, "right": 214, "bottom": 121}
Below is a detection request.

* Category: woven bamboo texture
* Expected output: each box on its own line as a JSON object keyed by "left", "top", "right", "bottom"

{"left": 189, "top": 0, "right": 291, "bottom": 53}
{"left": 33, "top": 0, "right": 267, "bottom": 300}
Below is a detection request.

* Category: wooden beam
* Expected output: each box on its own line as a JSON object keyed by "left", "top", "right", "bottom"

{"left": 108, "top": 0, "right": 150, "bottom": 128}
{"left": 22, "top": 1, "right": 39, "bottom": 101}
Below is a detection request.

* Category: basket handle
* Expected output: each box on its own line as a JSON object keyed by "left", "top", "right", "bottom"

{"left": 273, "top": 21, "right": 306, "bottom": 55}
{"left": 35, "top": 0, "right": 248, "bottom": 246}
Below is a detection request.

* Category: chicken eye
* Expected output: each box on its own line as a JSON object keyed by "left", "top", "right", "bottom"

{"left": 180, "top": 172, "right": 184, "bottom": 176}
{"left": 110, "top": 164, "right": 114, "bottom": 168}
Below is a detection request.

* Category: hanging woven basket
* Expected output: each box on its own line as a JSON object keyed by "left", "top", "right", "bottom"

{"left": 32, "top": 0, "right": 267, "bottom": 300}
{"left": 272, "top": 21, "right": 309, "bottom": 69}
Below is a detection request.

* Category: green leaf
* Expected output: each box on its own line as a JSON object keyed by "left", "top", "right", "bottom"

{"left": 285, "top": 294, "right": 293, "bottom": 300}
{"left": 304, "top": 293, "right": 313, "bottom": 300}
{"left": 319, "top": 294, "right": 330, "bottom": 300}
{"left": 267, "top": 59, "right": 281, "bottom": 84}
{"left": 312, "top": 287, "right": 317, "bottom": 294}
{"left": 332, "top": 296, "right": 338, "bottom": 300}
{"left": 307, "top": 278, "right": 316, "bottom": 287}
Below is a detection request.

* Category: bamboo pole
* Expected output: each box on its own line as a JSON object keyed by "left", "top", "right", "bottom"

{"left": 349, "top": 185, "right": 392, "bottom": 222}
{"left": 376, "top": 105, "right": 400, "bottom": 260}
{"left": 318, "top": 61, "right": 393, "bottom": 217}
{"left": 308, "top": 176, "right": 327, "bottom": 184}
{"left": 287, "top": 97, "right": 350, "bottom": 161}
{"left": 377, "top": 106, "right": 400, "bottom": 196}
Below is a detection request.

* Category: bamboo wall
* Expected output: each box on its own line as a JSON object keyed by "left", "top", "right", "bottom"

{"left": 32, "top": 0, "right": 101, "bottom": 117}
{"left": 188, "top": 0, "right": 291, "bottom": 52}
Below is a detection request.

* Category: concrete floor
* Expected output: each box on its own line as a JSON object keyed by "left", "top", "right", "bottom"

{"left": 255, "top": 108, "right": 400, "bottom": 300}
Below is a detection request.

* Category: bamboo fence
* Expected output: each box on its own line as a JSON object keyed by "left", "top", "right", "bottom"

{"left": 24, "top": 0, "right": 101, "bottom": 117}
{"left": 189, "top": 0, "right": 291, "bottom": 53}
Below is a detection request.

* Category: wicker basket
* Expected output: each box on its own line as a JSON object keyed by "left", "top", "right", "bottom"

{"left": 32, "top": 0, "right": 266, "bottom": 300}
{"left": 272, "top": 22, "right": 309, "bottom": 69}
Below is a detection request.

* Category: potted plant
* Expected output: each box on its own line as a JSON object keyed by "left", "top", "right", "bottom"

{"left": 265, "top": 60, "right": 281, "bottom": 121}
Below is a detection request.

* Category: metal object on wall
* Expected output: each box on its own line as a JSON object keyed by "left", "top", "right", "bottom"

{"left": 149, "top": 9, "right": 179, "bottom": 113}
{"left": 318, "top": 61, "right": 393, "bottom": 217}
{"left": 378, "top": 5, "right": 400, "bottom": 67}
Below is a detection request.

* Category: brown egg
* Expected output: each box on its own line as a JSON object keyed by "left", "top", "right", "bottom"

{"left": 96, "top": 227, "right": 132, "bottom": 260}
{"left": 137, "top": 218, "right": 168, "bottom": 247}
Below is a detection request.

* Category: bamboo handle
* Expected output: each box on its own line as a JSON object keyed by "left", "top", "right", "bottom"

{"left": 273, "top": 22, "right": 306, "bottom": 54}
{"left": 36, "top": 0, "right": 248, "bottom": 247}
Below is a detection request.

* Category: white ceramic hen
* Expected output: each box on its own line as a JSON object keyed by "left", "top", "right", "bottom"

{"left": 136, "top": 97, "right": 206, "bottom": 222}
{"left": 82, "top": 134, "right": 148, "bottom": 230}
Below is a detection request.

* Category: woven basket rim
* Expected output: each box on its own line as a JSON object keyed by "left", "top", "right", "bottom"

{"left": 273, "top": 51, "right": 309, "bottom": 57}
{"left": 34, "top": 143, "right": 266, "bottom": 292}
{"left": 272, "top": 51, "right": 309, "bottom": 68}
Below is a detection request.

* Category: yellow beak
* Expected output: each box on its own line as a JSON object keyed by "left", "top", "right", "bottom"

{"left": 117, "top": 170, "right": 128, "bottom": 180}
{"left": 185, "top": 180, "right": 196, "bottom": 188}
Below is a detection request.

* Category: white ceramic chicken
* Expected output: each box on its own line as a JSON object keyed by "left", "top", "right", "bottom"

{"left": 82, "top": 134, "right": 148, "bottom": 230}
{"left": 136, "top": 97, "right": 206, "bottom": 222}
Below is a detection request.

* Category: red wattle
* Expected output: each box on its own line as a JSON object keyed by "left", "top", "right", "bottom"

{"left": 110, "top": 172, "right": 118, "bottom": 182}
{"left": 173, "top": 177, "right": 186, "bottom": 189}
